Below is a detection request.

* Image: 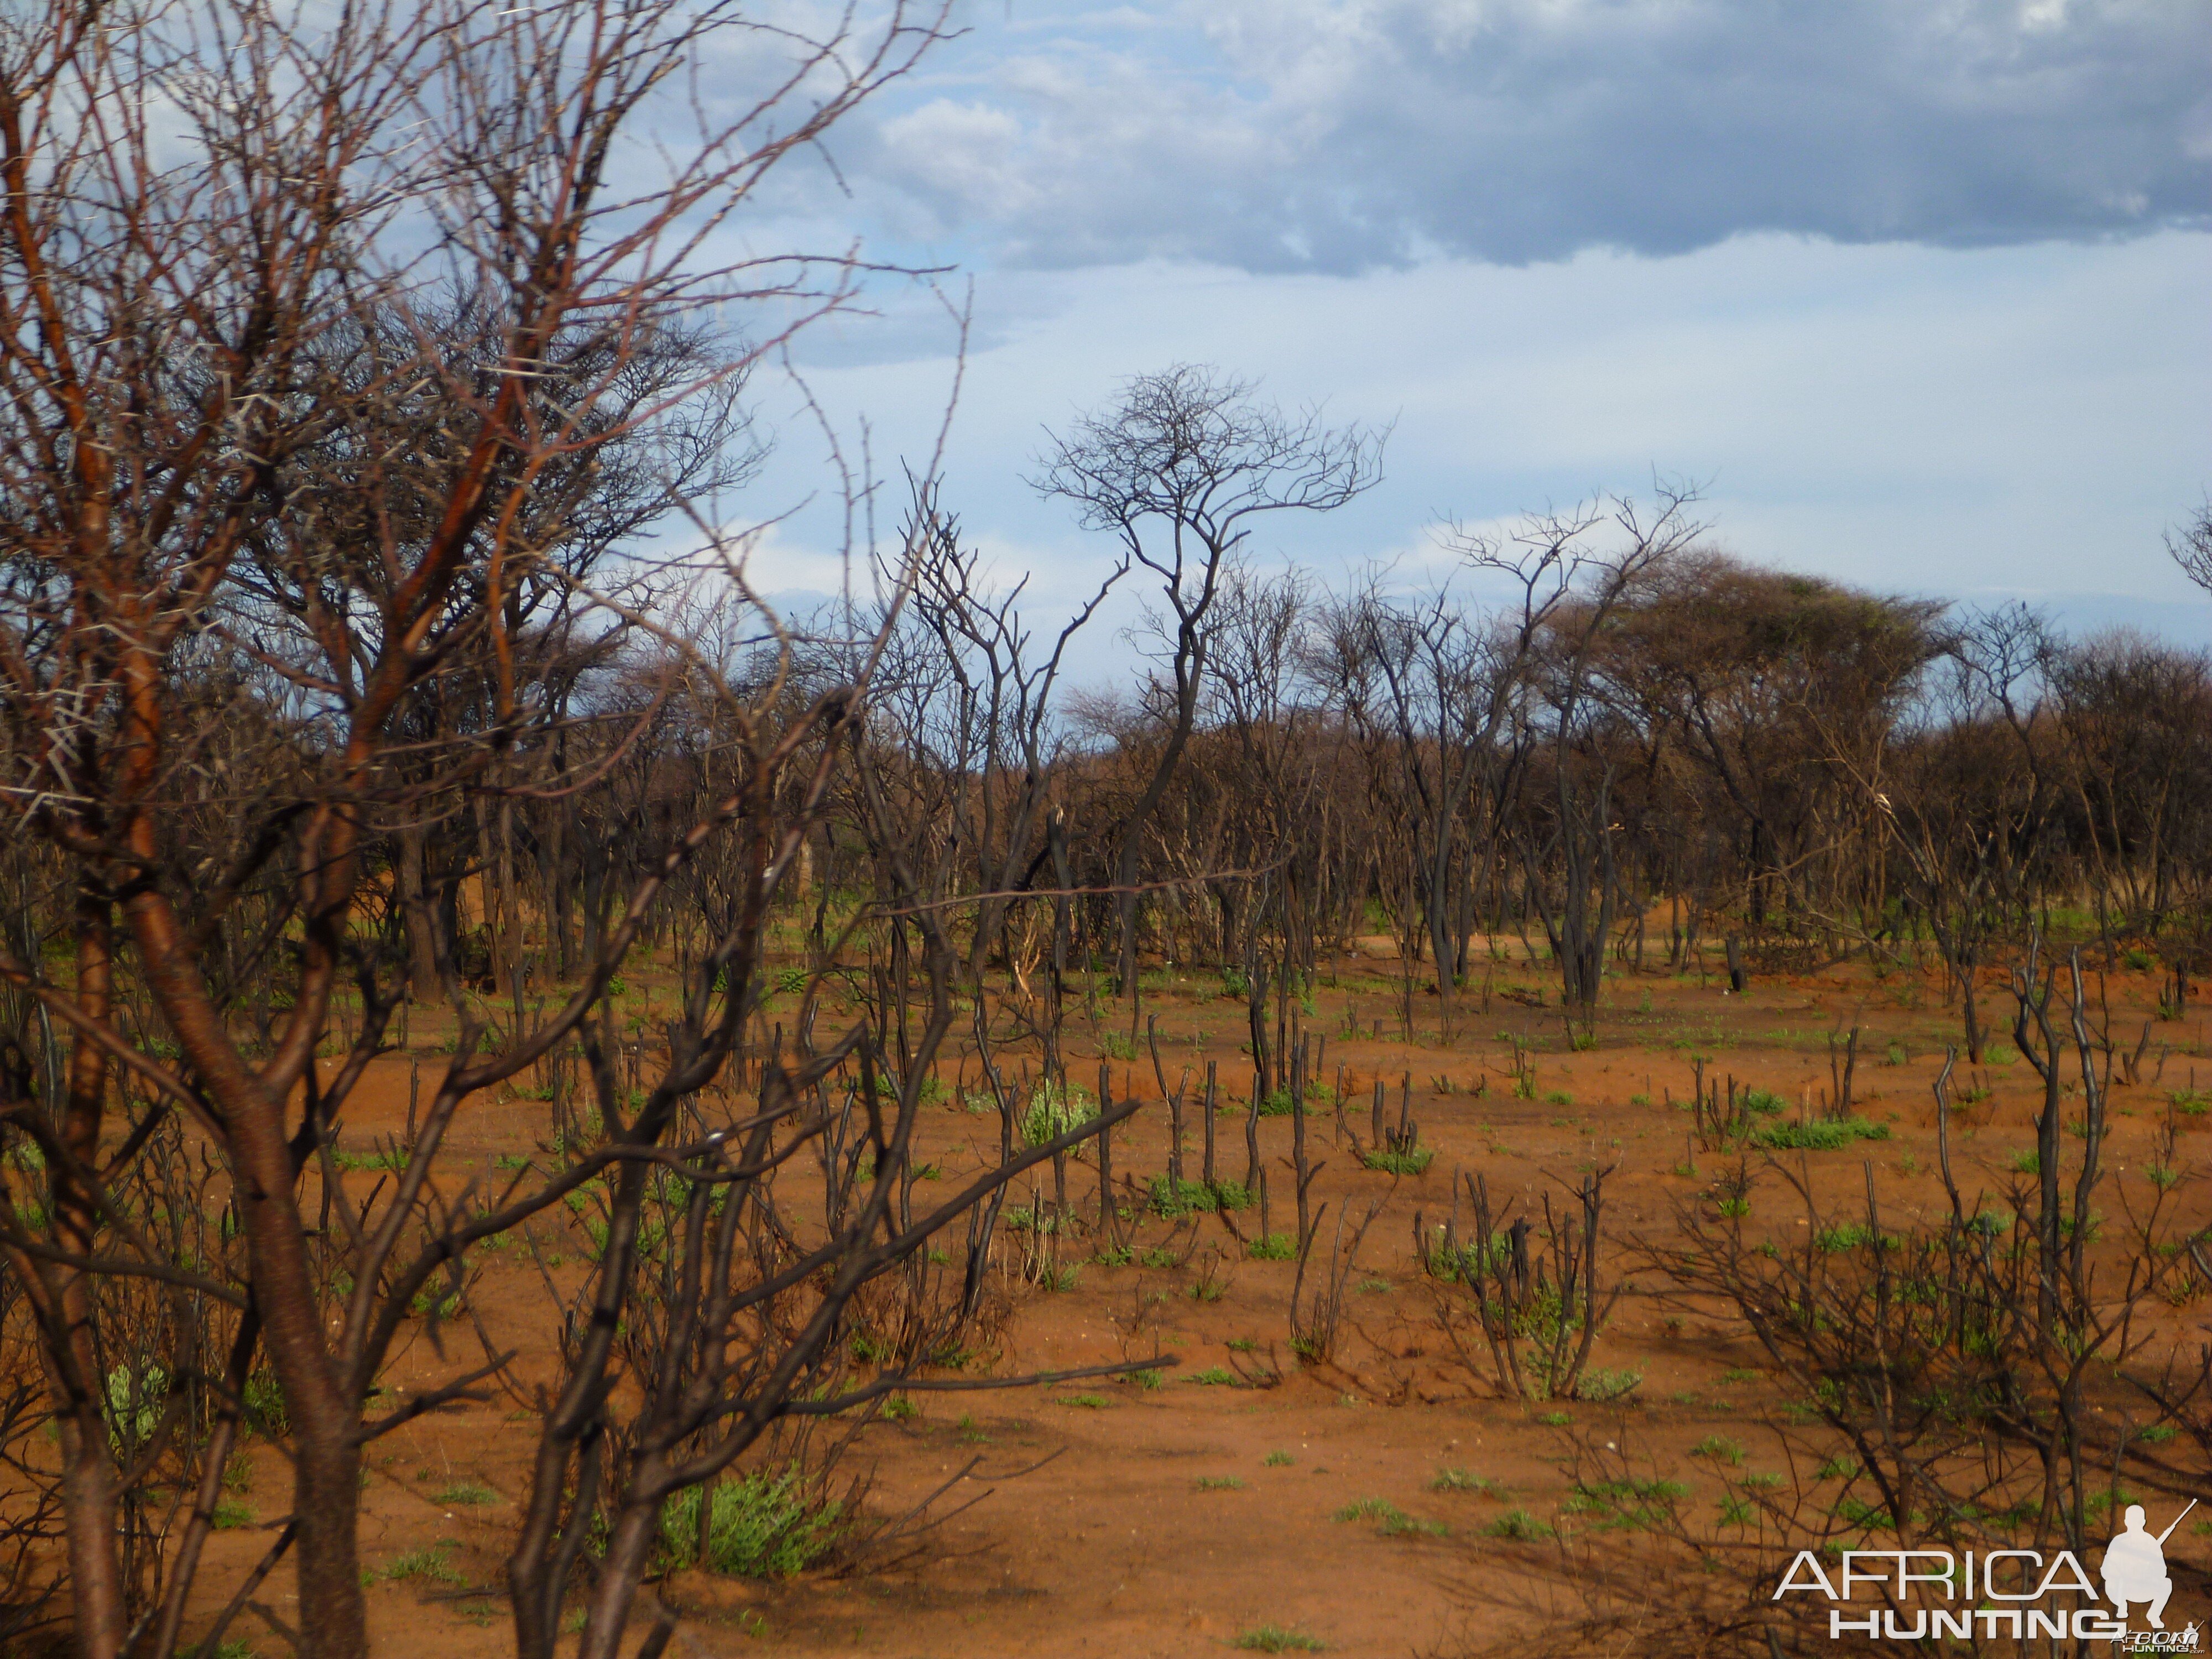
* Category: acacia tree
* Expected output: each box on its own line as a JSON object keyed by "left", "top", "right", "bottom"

{"left": 1033, "top": 365, "right": 1380, "bottom": 1006}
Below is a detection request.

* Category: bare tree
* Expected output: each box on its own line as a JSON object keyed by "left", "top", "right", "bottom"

{"left": 2169, "top": 494, "right": 2212, "bottom": 596}
{"left": 1033, "top": 366, "right": 1381, "bottom": 1007}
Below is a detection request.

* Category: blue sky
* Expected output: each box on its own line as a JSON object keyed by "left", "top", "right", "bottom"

{"left": 714, "top": 0, "right": 2212, "bottom": 644}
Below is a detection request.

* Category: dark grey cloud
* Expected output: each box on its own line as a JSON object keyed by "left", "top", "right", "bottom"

{"left": 853, "top": 0, "right": 2212, "bottom": 272}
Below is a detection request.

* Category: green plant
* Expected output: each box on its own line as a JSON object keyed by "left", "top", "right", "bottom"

{"left": 381, "top": 1542, "right": 466, "bottom": 1585}
{"left": 1185, "top": 1366, "right": 1238, "bottom": 1386}
{"left": 1020, "top": 1080, "right": 1099, "bottom": 1147}
{"left": 1333, "top": 1497, "right": 1446, "bottom": 1537}
{"left": 658, "top": 1468, "right": 844, "bottom": 1579}
{"left": 2011, "top": 1147, "right": 2041, "bottom": 1175}
{"left": 1565, "top": 1476, "right": 1689, "bottom": 1531}
{"left": 881, "top": 1396, "right": 919, "bottom": 1421}
{"left": 1691, "top": 1435, "right": 1745, "bottom": 1465}
{"left": 1543, "top": 1090, "right": 1574, "bottom": 1107}
{"left": 1246, "top": 1232, "right": 1296, "bottom": 1261}
{"left": 1058, "top": 1393, "right": 1110, "bottom": 1409}
{"left": 1359, "top": 1145, "right": 1434, "bottom": 1176}
{"left": 1123, "top": 1368, "right": 1164, "bottom": 1391}
{"left": 435, "top": 1481, "right": 498, "bottom": 1507}
{"left": 1430, "top": 1468, "right": 1496, "bottom": 1495}
{"left": 1750, "top": 1117, "right": 1888, "bottom": 1151}
{"left": 1149, "top": 1174, "right": 1254, "bottom": 1217}
{"left": 1535, "top": 1410, "right": 1570, "bottom": 1426}
{"left": 1483, "top": 1508, "right": 1552, "bottom": 1540}
{"left": 211, "top": 1497, "right": 253, "bottom": 1530}
{"left": 104, "top": 1361, "right": 167, "bottom": 1454}
{"left": 1237, "top": 1627, "right": 1326, "bottom": 1653}
{"left": 1575, "top": 1368, "right": 1643, "bottom": 1403}
{"left": 1814, "top": 1222, "right": 1890, "bottom": 1253}
{"left": 1195, "top": 1475, "right": 1245, "bottom": 1491}
{"left": 1265, "top": 1451, "right": 1295, "bottom": 1467}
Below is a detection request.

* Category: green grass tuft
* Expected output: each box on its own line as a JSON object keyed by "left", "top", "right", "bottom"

{"left": 1751, "top": 1117, "right": 1889, "bottom": 1151}
{"left": 1483, "top": 1508, "right": 1553, "bottom": 1541}
{"left": 658, "top": 1468, "right": 844, "bottom": 1579}
{"left": 1237, "top": 1627, "right": 1326, "bottom": 1652}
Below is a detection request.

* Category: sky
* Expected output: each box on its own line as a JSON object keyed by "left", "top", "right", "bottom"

{"left": 708, "top": 0, "right": 2212, "bottom": 646}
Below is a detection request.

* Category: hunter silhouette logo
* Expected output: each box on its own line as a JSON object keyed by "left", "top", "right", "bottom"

{"left": 1775, "top": 1502, "right": 2199, "bottom": 1645}
{"left": 2104, "top": 1501, "right": 2194, "bottom": 1629}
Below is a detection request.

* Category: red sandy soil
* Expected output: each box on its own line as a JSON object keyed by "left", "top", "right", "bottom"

{"left": 68, "top": 953, "right": 2212, "bottom": 1656}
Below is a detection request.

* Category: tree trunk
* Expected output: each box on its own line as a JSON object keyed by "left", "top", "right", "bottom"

{"left": 398, "top": 824, "right": 442, "bottom": 994}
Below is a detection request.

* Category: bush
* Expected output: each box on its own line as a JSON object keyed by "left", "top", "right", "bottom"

{"left": 1148, "top": 1175, "right": 1242, "bottom": 1218}
{"left": 658, "top": 1468, "right": 844, "bottom": 1579}
{"left": 1360, "top": 1146, "right": 1434, "bottom": 1176}
{"left": 1020, "top": 1081, "right": 1099, "bottom": 1148}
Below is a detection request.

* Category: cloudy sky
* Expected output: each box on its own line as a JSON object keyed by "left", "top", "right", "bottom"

{"left": 724, "top": 0, "right": 2212, "bottom": 643}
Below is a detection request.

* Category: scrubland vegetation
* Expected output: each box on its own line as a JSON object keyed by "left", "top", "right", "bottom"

{"left": 2, "top": 0, "right": 2210, "bottom": 1655}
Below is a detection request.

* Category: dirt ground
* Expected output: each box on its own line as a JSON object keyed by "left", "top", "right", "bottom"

{"left": 170, "top": 948, "right": 2212, "bottom": 1657}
